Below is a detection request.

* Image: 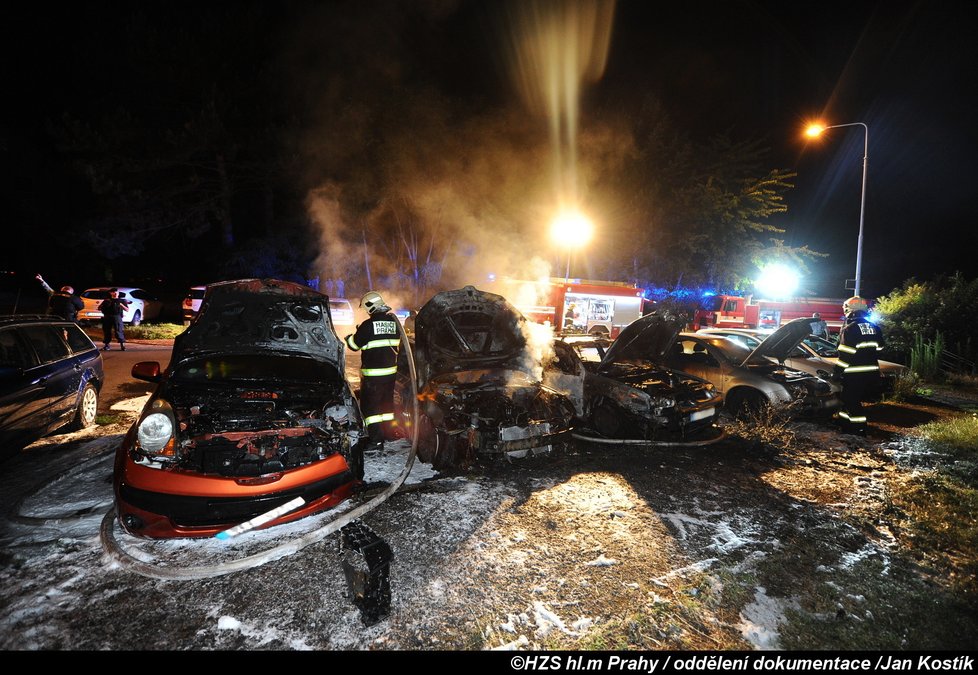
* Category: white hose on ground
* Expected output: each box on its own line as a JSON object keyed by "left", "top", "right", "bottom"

{"left": 100, "top": 319, "right": 421, "bottom": 581}
{"left": 571, "top": 428, "right": 727, "bottom": 447}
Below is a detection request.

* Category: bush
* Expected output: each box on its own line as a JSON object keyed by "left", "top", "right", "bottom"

{"left": 876, "top": 273, "right": 978, "bottom": 365}
{"left": 910, "top": 332, "right": 945, "bottom": 382}
{"left": 888, "top": 370, "right": 923, "bottom": 402}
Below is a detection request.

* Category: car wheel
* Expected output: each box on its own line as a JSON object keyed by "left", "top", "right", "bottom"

{"left": 131, "top": 309, "right": 142, "bottom": 326}
{"left": 70, "top": 383, "right": 98, "bottom": 431}
{"left": 726, "top": 389, "right": 766, "bottom": 419}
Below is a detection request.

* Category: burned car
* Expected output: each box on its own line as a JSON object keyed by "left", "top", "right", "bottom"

{"left": 543, "top": 312, "right": 723, "bottom": 441}
{"left": 114, "top": 279, "right": 368, "bottom": 539}
{"left": 665, "top": 317, "right": 841, "bottom": 417}
{"left": 404, "top": 285, "right": 575, "bottom": 471}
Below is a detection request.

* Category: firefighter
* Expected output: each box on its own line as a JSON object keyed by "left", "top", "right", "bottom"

{"left": 345, "top": 291, "right": 401, "bottom": 450}
{"left": 833, "top": 296, "right": 884, "bottom": 435}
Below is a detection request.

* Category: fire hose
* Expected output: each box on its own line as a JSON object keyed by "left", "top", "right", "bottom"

{"left": 570, "top": 428, "right": 727, "bottom": 447}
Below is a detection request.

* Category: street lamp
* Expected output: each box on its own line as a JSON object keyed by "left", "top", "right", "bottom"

{"left": 549, "top": 209, "right": 594, "bottom": 281}
{"left": 805, "top": 121, "right": 869, "bottom": 297}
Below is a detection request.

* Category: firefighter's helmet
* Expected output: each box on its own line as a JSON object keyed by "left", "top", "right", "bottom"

{"left": 843, "top": 296, "right": 869, "bottom": 316}
{"left": 360, "top": 291, "right": 388, "bottom": 315}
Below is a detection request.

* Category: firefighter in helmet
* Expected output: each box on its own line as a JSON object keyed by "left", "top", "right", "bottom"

{"left": 833, "top": 296, "right": 884, "bottom": 434}
{"left": 345, "top": 291, "right": 401, "bottom": 450}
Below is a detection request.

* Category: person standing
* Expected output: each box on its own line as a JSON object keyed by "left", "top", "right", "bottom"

{"left": 98, "top": 288, "right": 130, "bottom": 351}
{"left": 36, "top": 274, "right": 84, "bottom": 322}
{"left": 833, "top": 296, "right": 884, "bottom": 435}
{"left": 344, "top": 291, "right": 401, "bottom": 450}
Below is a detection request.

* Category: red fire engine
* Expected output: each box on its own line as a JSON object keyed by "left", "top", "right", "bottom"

{"left": 490, "top": 277, "right": 647, "bottom": 338}
{"left": 692, "top": 294, "right": 849, "bottom": 334}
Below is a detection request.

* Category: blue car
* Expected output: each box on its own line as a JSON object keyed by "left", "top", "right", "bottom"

{"left": 0, "top": 315, "right": 103, "bottom": 455}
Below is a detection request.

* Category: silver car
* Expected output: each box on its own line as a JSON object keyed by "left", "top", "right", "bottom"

{"left": 697, "top": 327, "right": 908, "bottom": 396}
{"left": 664, "top": 318, "right": 841, "bottom": 417}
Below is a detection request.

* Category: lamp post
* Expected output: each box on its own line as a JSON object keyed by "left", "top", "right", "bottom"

{"left": 805, "top": 121, "right": 869, "bottom": 297}
{"left": 549, "top": 209, "right": 594, "bottom": 281}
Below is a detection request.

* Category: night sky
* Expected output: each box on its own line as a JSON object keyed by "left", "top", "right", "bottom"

{"left": 4, "top": 0, "right": 976, "bottom": 301}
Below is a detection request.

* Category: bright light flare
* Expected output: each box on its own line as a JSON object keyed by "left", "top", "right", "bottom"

{"left": 550, "top": 210, "right": 594, "bottom": 249}
{"left": 805, "top": 123, "right": 827, "bottom": 138}
{"left": 756, "top": 263, "right": 799, "bottom": 298}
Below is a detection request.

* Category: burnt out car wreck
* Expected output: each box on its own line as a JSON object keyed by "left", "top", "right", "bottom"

{"left": 404, "top": 286, "right": 576, "bottom": 471}
{"left": 544, "top": 311, "right": 724, "bottom": 443}
{"left": 114, "top": 279, "right": 369, "bottom": 539}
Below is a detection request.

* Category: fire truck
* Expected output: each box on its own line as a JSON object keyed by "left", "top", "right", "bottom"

{"left": 692, "top": 294, "right": 849, "bottom": 334}
{"left": 490, "top": 277, "right": 647, "bottom": 338}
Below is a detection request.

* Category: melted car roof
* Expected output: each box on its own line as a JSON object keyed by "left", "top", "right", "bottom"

{"left": 172, "top": 279, "right": 344, "bottom": 365}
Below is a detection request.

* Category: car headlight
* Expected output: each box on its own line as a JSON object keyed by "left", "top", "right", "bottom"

{"left": 137, "top": 412, "right": 174, "bottom": 454}
{"left": 650, "top": 396, "right": 677, "bottom": 410}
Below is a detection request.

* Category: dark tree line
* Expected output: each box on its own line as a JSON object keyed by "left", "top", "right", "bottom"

{"left": 9, "top": 1, "right": 822, "bottom": 299}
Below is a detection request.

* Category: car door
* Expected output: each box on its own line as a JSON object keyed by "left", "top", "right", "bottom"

{"left": 18, "top": 324, "right": 78, "bottom": 430}
{"left": 0, "top": 327, "right": 43, "bottom": 448}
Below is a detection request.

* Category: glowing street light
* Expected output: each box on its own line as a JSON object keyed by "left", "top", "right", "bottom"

{"left": 805, "top": 121, "right": 869, "bottom": 297}
{"left": 756, "top": 262, "right": 799, "bottom": 298}
{"left": 550, "top": 209, "right": 594, "bottom": 280}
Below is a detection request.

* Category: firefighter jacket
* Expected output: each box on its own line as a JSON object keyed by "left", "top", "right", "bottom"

{"left": 49, "top": 293, "right": 84, "bottom": 322}
{"left": 345, "top": 311, "right": 400, "bottom": 377}
{"left": 833, "top": 312, "right": 884, "bottom": 380}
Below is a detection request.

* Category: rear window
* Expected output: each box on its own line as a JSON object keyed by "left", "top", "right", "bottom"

{"left": 83, "top": 290, "right": 111, "bottom": 300}
{"left": 189, "top": 288, "right": 206, "bottom": 300}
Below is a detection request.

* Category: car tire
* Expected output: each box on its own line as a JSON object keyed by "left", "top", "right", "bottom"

{"left": 70, "top": 383, "right": 98, "bottom": 431}
{"left": 131, "top": 309, "right": 142, "bottom": 326}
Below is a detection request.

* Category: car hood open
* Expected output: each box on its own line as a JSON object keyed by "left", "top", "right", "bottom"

{"left": 598, "top": 311, "right": 683, "bottom": 369}
{"left": 171, "top": 278, "right": 344, "bottom": 366}
{"left": 413, "top": 285, "right": 530, "bottom": 388}
{"left": 741, "top": 316, "right": 821, "bottom": 367}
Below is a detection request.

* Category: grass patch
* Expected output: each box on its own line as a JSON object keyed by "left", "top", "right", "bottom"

{"left": 917, "top": 414, "right": 978, "bottom": 455}
{"left": 881, "top": 413, "right": 978, "bottom": 603}
{"left": 886, "top": 472, "right": 978, "bottom": 600}
{"left": 124, "top": 323, "right": 186, "bottom": 340}
{"left": 750, "top": 520, "right": 978, "bottom": 649}
{"left": 83, "top": 322, "right": 185, "bottom": 341}
{"left": 94, "top": 413, "right": 122, "bottom": 426}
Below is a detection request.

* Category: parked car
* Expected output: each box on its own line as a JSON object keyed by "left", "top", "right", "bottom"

{"left": 662, "top": 317, "right": 841, "bottom": 417}
{"left": 79, "top": 287, "right": 163, "bottom": 325}
{"left": 1, "top": 315, "right": 103, "bottom": 454}
{"left": 543, "top": 312, "right": 723, "bottom": 441}
{"left": 329, "top": 297, "right": 356, "bottom": 336}
{"left": 113, "top": 279, "right": 369, "bottom": 539}
{"left": 697, "top": 327, "right": 908, "bottom": 396}
{"left": 401, "top": 285, "right": 575, "bottom": 471}
{"left": 182, "top": 285, "right": 206, "bottom": 324}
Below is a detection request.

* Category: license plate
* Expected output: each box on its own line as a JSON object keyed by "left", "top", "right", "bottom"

{"left": 689, "top": 407, "right": 715, "bottom": 422}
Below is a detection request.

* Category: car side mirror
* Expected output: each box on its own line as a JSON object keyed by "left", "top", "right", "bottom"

{"left": 131, "top": 361, "right": 162, "bottom": 383}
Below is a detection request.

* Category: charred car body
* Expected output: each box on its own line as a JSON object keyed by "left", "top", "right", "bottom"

{"left": 664, "top": 317, "right": 841, "bottom": 417}
{"left": 114, "top": 279, "right": 368, "bottom": 539}
{"left": 405, "top": 286, "right": 575, "bottom": 471}
{"left": 543, "top": 312, "right": 723, "bottom": 441}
